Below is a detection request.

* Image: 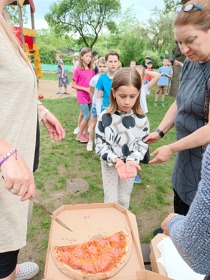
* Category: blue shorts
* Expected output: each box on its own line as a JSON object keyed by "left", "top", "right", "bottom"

{"left": 91, "top": 106, "right": 97, "bottom": 118}
{"left": 79, "top": 104, "right": 91, "bottom": 121}
{"left": 0, "top": 250, "right": 19, "bottom": 278}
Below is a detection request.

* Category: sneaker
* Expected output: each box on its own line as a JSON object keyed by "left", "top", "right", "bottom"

{"left": 154, "top": 102, "right": 157, "bottom": 107}
{"left": 87, "top": 142, "right": 93, "bottom": 151}
{"left": 134, "top": 175, "right": 141, "bottom": 183}
{"left": 73, "top": 127, "right": 80, "bottom": 134}
{"left": 63, "top": 92, "right": 68, "bottom": 95}
{"left": 56, "top": 92, "right": 62, "bottom": 95}
{"left": 161, "top": 102, "right": 165, "bottom": 107}
{"left": 15, "top": 262, "right": 39, "bottom": 280}
{"left": 77, "top": 134, "right": 88, "bottom": 143}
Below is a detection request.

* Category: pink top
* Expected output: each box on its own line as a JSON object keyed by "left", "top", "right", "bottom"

{"left": 72, "top": 67, "right": 95, "bottom": 104}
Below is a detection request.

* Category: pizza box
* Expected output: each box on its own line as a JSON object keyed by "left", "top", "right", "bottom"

{"left": 44, "top": 203, "right": 171, "bottom": 280}
{"left": 150, "top": 234, "right": 173, "bottom": 279}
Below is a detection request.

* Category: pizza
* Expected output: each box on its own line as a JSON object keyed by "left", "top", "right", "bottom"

{"left": 51, "top": 229, "right": 132, "bottom": 280}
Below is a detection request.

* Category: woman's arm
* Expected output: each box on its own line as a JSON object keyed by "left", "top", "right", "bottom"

{"left": 161, "top": 146, "right": 210, "bottom": 274}
{"left": 150, "top": 103, "right": 210, "bottom": 164}
{"left": 0, "top": 139, "right": 35, "bottom": 200}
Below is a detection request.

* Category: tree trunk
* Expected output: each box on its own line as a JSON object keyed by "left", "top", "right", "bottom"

{"left": 169, "top": 44, "right": 185, "bottom": 97}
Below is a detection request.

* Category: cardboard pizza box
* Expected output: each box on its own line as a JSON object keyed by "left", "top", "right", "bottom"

{"left": 150, "top": 234, "right": 173, "bottom": 279}
{"left": 44, "top": 203, "right": 171, "bottom": 280}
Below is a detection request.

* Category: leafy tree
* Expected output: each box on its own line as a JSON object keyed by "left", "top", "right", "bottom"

{"left": 45, "top": 0, "right": 121, "bottom": 48}
{"left": 163, "top": 0, "right": 188, "bottom": 12}
{"left": 163, "top": 0, "right": 187, "bottom": 97}
{"left": 5, "top": 5, "right": 28, "bottom": 25}
{"left": 142, "top": 8, "right": 175, "bottom": 57}
{"left": 36, "top": 29, "right": 76, "bottom": 64}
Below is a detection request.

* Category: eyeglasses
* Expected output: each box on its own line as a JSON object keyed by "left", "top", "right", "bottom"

{"left": 176, "top": 4, "right": 203, "bottom": 13}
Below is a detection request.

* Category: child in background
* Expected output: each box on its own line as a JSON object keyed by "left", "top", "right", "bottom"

{"left": 95, "top": 67, "right": 149, "bottom": 209}
{"left": 136, "top": 65, "right": 161, "bottom": 114}
{"left": 72, "top": 52, "right": 80, "bottom": 73}
{"left": 87, "top": 57, "right": 107, "bottom": 152}
{"left": 92, "top": 50, "right": 99, "bottom": 75}
{"left": 144, "top": 60, "right": 154, "bottom": 84}
{"left": 96, "top": 50, "right": 120, "bottom": 116}
{"left": 56, "top": 54, "right": 69, "bottom": 95}
{"left": 72, "top": 52, "right": 82, "bottom": 135}
{"left": 71, "top": 47, "right": 95, "bottom": 143}
{"left": 154, "top": 58, "right": 173, "bottom": 106}
{"left": 130, "top": 60, "right": 136, "bottom": 69}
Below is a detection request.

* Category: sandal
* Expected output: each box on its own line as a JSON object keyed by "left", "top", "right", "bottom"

{"left": 15, "top": 262, "right": 39, "bottom": 280}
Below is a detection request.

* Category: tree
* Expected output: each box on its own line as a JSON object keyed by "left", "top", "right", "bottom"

{"left": 163, "top": 0, "right": 187, "bottom": 97}
{"left": 5, "top": 5, "right": 28, "bottom": 25}
{"left": 141, "top": 8, "right": 175, "bottom": 56}
{"left": 45, "top": 0, "right": 121, "bottom": 49}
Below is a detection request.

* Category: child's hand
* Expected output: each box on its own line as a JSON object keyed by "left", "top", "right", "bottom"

{"left": 115, "top": 160, "right": 127, "bottom": 179}
{"left": 125, "top": 161, "right": 141, "bottom": 178}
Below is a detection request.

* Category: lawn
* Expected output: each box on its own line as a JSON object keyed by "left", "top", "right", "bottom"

{"left": 21, "top": 75, "right": 176, "bottom": 278}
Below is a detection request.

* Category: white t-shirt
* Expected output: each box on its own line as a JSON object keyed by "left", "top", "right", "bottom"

{"left": 140, "top": 84, "right": 150, "bottom": 114}
{"left": 89, "top": 74, "right": 100, "bottom": 105}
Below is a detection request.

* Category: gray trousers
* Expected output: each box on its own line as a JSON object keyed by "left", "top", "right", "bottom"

{"left": 101, "top": 161, "right": 134, "bottom": 209}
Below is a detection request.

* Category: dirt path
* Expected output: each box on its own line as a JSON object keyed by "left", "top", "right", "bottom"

{"left": 37, "top": 79, "right": 76, "bottom": 99}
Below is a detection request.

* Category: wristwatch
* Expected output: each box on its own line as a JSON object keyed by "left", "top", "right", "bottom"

{"left": 155, "top": 128, "right": 164, "bottom": 138}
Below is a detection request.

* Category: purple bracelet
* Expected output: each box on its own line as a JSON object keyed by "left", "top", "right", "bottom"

{"left": 0, "top": 149, "right": 18, "bottom": 167}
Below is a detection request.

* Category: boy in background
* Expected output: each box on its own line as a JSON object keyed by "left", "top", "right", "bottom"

{"left": 96, "top": 51, "right": 120, "bottom": 116}
{"left": 154, "top": 58, "right": 173, "bottom": 107}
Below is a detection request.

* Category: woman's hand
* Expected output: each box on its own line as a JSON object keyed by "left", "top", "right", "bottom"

{"left": 161, "top": 213, "right": 178, "bottom": 236}
{"left": 143, "top": 132, "right": 161, "bottom": 144}
{"left": 1, "top": 152, "right": 35, "bottom": 201}
{"left": 149, "top": 145, "right": 173, "bottom": 164}
{"left": 41, "top": 111, "right": 65, "bottom": 142}
{"left": 125, "top": 161, "right": 141, "bottom": 178}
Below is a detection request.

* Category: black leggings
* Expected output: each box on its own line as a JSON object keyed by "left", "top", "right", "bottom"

{"left": 0, "top": 250, "right": 19, "bottom": 279}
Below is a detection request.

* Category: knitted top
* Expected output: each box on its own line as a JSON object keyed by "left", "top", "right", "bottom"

{"left": 0, "top": 20, "right": 37, "bottom": 252}
{"left": 168, "top": 144, "right": 210, "bottom": 275}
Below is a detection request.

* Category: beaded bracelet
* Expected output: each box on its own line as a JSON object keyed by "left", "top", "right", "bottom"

{"left": 0, "top": 149, "right": 18, "bottom": 167}
{"left": 39, "top": 109, "right": 49, "bottom": 122}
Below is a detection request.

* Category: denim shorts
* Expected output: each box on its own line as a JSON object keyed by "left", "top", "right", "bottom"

{"left": 91, "top": 106, "right": 97, "bottom": 118}
{"left": 0, "top": 250, "right": 19, "bottom": 278}
{"left": 79, "top": 104, "right": 91, "bottom": 121}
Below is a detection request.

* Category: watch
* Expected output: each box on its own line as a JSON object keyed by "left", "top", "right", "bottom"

{"left": 155, "top": 128, "right": 164, "bottom": 138}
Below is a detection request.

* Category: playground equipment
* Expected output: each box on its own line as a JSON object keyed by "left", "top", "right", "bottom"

{"left": 9, "top": 0, "right": 42, "bottom": 80}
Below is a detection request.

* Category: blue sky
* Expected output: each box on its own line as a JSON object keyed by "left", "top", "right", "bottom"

{"left": 28, "top": 0, "right": 165, "bottom": 29}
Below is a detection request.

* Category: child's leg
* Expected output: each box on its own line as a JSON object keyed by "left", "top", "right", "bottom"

{"left": 161, "top": 86, "right": 167, "bottom": 102}
{"left": 77, "top": 104, "right": 91, "bottom": 141}
{"left": 154, "top": 86, "right": 161, "bottom": 105}
{"left": 101, "top": 161, "right": 119, "bottom": 204}
{"left": 118, "top": 178, "right": 135, "bottom": 209}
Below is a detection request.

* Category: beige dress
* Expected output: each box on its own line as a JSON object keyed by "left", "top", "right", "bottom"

{"left": 0, "top": 23, "right": 37, "bottom": 252}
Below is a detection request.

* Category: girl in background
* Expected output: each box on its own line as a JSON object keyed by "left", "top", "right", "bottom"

{"left": 95, "top": 68, "right": 149, "bottom": 209}
{"left": 71, "top": 48, "right": 95, "bottom": 143}
{"left": 87, "top": 57, "right": 107, "bottom": 151}
{"left": 56, "top": 54, "right": 69, "bottom": 95}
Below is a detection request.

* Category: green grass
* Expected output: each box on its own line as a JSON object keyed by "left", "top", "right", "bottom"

{"left": 41, "top": 71, "right": 72, "bottom": 81}
{"left": 27, "top": 85, "right": 176, "bottom": 277}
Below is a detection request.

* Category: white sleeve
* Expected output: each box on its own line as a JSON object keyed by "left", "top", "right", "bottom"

{"left": 96, "top": 99, "right": 102, "bottom": 116}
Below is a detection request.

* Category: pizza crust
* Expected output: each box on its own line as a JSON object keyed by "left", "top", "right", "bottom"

{"left": 51, "top": 228, "right": 132, "bottom": 280}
